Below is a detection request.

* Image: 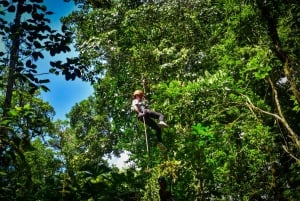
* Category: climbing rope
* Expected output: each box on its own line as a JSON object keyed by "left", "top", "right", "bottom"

{"left": 141, "top": 75, "right": 154, "bottom": 201}
{"left": 142, "top": 76, "right": 150, "bottom": 156}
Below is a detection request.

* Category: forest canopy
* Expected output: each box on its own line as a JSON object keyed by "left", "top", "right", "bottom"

{"left": 1, "top": 0, "right": 300, "bottom": 200}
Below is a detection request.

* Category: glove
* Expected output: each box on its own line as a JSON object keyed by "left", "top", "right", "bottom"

{"left": 138, "top": 112, "right": 145, "bottom": 118}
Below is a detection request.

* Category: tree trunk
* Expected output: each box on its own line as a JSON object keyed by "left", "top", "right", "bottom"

{"left": 0, "top": 0, "right": 25, "bottom": 151}
{"left": 256, "top": 0, "right": 300, "bottom": 103}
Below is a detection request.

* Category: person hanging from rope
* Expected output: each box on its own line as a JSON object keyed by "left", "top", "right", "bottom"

{"left": 132, "top": 89, "right": 168, "bottom": 150}
{"left": 158, "top": 176, "right": 175, "bottom": 201}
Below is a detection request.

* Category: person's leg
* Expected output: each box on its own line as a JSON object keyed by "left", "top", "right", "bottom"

{"left": 146, "top": 110, "right": 168, "bottom": 127}
{"left": 146, "top": 110, "right": 164, "bottom": 122}
{"left": 142, "top": 115, "right": 163, "bottom": 143}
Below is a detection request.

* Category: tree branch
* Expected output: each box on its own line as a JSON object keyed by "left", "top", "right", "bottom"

{"left": 267, "top": 77, "right": 300, "bottom": 149}
{"left": 240, "top": 78, "right": 300, "bottom": 161}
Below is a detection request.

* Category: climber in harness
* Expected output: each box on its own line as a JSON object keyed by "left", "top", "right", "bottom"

{"left": 132, "top": 89, "right": 168, "bottom": 150}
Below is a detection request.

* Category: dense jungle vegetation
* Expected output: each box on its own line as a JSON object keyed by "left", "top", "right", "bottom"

{"left": 1, "top": 0, "right": 300, "bottom": 200}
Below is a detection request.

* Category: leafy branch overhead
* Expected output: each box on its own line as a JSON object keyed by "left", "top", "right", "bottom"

{"left": 0, "top": 0, "right": 90, "bottom": 94}
{"left": 1, "top": 0, "right": 300, "bottom": 201}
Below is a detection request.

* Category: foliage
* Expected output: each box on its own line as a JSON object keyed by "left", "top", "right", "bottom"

{"left": 0, "top": 0, "right": 87, "bottom": 200}
{"left": 61, "top": 0, "right": 300, "bottom": 200}
{"left": 1, "top": 0, "right": 300, "bottom": 200}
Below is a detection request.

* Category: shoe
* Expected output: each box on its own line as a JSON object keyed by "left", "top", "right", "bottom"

{"left": 157, "top": 142, "right": 167, "bottom": 152}
{"left": 158, "top": 121, "right": 168, "bottom": 127}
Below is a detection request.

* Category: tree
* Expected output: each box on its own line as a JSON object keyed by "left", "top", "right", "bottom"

{"left": 1, "top": 0, "right": 67, "bottom": 148}
{"left": 0, "top": 0, "right": 88, "bottom": 200}
{"left": 38, "top": 0, "right": 300, "bottom": 200}
{"left": 62, "top": 1, "right": 298, "bottom": 200}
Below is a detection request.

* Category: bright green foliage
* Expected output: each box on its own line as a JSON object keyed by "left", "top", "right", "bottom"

{"left": 60, "top": 0, "right": 300, "bottom": 200}
{"left": 0, "top": 92, "right": 56, "bottom": 200}
{"left": 1, "top": 0, "right": 300, "bottom": 200}
{"left": 24, "top": 139, "right": 62, "bottom": 200}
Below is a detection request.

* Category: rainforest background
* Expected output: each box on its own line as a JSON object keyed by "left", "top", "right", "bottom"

{"left": 1, "top": 0, "right": 300, "bottom": 200}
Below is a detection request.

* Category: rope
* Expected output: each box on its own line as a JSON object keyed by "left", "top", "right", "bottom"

{"left": 142, "top": 75, "right": 154, "bottom": 201}
{"left": 142, "top": 76, "right": 150, "bottom": 155}
{"left": 143, "top": 117, "right": 149, "bottom": 154}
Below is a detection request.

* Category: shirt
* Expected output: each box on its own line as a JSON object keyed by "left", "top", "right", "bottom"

{"left": 131, "top": 98, "right": 148, "bottom": 113}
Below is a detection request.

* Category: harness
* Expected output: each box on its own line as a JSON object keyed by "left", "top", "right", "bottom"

{"left": 132, "top": 99, "right": 147, "bottom": 113}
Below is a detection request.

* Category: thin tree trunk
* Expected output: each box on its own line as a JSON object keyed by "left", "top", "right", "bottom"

{"left": 0, "top": 0, "right": 25, "bottom": 150}
{"left": 256, "top": 0, "right": 300, "bottom": 103}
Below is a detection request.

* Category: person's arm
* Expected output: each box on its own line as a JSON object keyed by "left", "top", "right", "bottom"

{"left": 132, "top": 99, "right": 144, "bottom": 116}
{"left": 132, "top": 99, "right": 139, "bottom": 112}
{"left": 134, "top": 104, "right": 141, "bottom": 113}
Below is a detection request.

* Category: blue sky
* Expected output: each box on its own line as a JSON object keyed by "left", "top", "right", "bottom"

{"left": 40, "top": 0, "right": 130, "bottom": 168}
{"left": 0, "top": 0, "right": 93, "bottom": 120}
{"left": 39, "top": 0, "right": 94, "bottom": 120}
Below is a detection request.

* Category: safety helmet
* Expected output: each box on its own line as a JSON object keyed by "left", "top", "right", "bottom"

{"left": 133, "top": 90, "right": 144, "bottom": 96}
